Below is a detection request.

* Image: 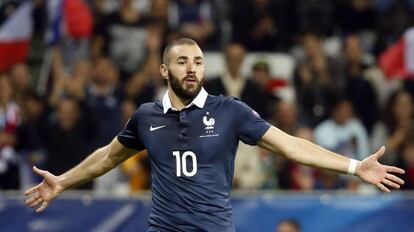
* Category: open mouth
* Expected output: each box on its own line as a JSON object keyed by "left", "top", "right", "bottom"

{"left": 185, "top": 79, "right": 197, "bottom": 84}
{"left": 184, "top": 76, "right": 197, "bottom": 85}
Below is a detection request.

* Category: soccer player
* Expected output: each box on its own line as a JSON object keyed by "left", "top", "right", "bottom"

{"left": 25, "top": 38, "right": 405, "bottom": 231}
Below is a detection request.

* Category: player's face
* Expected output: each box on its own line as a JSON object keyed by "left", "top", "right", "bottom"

{"left": 164, "top": 44, "right": 205, "bottom": 100}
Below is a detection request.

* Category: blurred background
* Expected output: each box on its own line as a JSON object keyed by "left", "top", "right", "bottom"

{"left": 0, "top": 0, "right": 414, "bottom": 231}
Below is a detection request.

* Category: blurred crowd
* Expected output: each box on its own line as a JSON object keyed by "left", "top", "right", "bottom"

{"left": 1, "top": 0, "right": 414, "bottom": 194}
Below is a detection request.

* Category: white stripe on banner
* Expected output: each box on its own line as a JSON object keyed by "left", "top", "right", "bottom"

{"left": 91, "top": 203, "right": 136, "bottom": 232}
{"left": 404, "top": 27, "right": 414, "bottom": 73}
{"left": 0, "top": 1, "right": 32, "bottom": 41}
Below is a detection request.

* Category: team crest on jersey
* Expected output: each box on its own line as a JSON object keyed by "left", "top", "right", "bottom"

{"left": 203, "top": 112, "right": 215, "bottom": 129}
{"left": 200, "top": 112, "right": 220, "bottom": 138}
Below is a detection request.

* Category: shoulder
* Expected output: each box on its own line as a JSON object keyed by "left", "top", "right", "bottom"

{"left": 206, "top": 94, "right": 240, "bottom": 106}
{"left": 347, "top": 119, "right": 368, "bottom": 132}
{"left": 134, "top": 101, "right": 162, "bottom": 117}
{"left": 314, "top": 120, "right": 335, "bottom": 132}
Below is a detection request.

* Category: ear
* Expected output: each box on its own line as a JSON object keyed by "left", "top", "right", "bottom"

{"left": 160, "top": 64, "right": 168, "bottom": 80}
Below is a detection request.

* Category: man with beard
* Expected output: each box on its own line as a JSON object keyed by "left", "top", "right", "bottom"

{"left": 25, "top": 38, "right": 405, "bottom": 232}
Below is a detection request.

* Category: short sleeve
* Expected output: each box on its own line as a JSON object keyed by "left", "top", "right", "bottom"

{"left": 117, "top": 111, "right": 145, "bottom": 151}
{"left": 232, "top": 98, "right": 271, "bottom": 145}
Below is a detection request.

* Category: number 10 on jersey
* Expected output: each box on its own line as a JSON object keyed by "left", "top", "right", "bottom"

{"left": 172, "top": 151, "right": 198, "bottom": 177}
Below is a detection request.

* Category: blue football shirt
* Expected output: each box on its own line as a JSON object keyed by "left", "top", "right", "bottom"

{"left": 118, "top": 88, "right": 271, "bottom": 232}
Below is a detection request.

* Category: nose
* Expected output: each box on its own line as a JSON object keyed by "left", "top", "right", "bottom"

{"left": 186, "top": 61, "right": 195, "bottom": 74}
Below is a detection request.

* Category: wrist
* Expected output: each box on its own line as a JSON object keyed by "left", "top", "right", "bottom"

{"left": 347, "top": 159, "right": 360, "bottom": 176}
{"left": 56, "top": 175, "right": 67, "bottom": 193}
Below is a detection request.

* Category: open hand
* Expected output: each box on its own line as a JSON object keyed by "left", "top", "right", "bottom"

{"left": 356, "top": 146, "right": 405, "bottom": 192}
{"left": 24, "top": 166, "right": 64, "bottom": 212}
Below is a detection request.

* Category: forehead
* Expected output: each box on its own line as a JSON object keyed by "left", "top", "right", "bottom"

{"left": 169, "top": 44, "right": 203, "bottom": 60}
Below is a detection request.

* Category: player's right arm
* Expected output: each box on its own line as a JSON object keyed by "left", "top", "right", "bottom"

{"left": 24, "top": 137, "right": 138, "bottom": 212}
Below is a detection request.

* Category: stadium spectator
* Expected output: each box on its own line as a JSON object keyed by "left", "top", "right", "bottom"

{"left": 268, "top": 101, "right": 314, "bottom": 190}
{"left": 85, "top": 57, "right": 122, "bottom": 148}
{"left": 48, "top": 48, "right": 90, "bottom": 108}
{"left": 124, "top": 28, "right": 164, "bottom": 107}
{"left": 205, "top": 43, "right": 268, "bottom": 117}
{"left": 16, "top": 92, "right": 49, "bottom": 185}
{"left": 250, "top": 60, "right": 281, "bottom": 120}
{"left": 8, "top": 63, "right": 33, "bottom": 106}
{"left": 314, "top": 97, "right": 370, "bottom": 161}
{"left": 168, "top": 0, "right": 219, "bottom": 50}
{"left": 92, "top": 0, "right": 153, "bottom": 81}
{"left": 295, "top": 0, "right": 335, "bottom": 35}
{"left": 314, "top": 97, "right": 370, "bottom": 190}
{"left": 335, "top": 0, "right": 376, "bottom": 35}
{"left": 374, "top": 0, "right": 414, "bottom": 54}
{"left": 0, "top": 74, "right": 21, "bottom": 189}
{"left": 398, "top": 133, "right": 414, "bottom": 190}
{"left": 372, "top": 89, "right": 414, "bottom": 165}
{"left": 293, "top": 33, "right": 345, "bottom": 127}
{"left": 342, "top": 35, "right": 379, "bottom": 133}
{"left": 230, "top": 0, "right": 293, "bottom": 51}
{"left": 84, "top": 57, "right": 126, "bottom": 193}
{"left": 44, "top": 98, "right": 96, "bottom": 189}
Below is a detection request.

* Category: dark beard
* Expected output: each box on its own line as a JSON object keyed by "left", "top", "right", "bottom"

{"left": 168, "top": 71, "right": 204, "bottom": 102}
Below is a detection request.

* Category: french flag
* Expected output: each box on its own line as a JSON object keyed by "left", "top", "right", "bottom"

{"left": 379, "top": 27, "right": 414, "bottom": 79}
{"left": 0, "top": 1, "right": 32, "bottom": 72}
{"left": 45, "top": 0, "right": 92, "bottom": 45}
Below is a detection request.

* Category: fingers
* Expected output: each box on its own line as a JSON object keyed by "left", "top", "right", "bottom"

{"left": 36, "top": 201, "right": 49, "bottom": 213}
{"left": 25, "top": 193, "right": 45, "bottom": 209}
{"left": 379, "top": 173, "right": 404, "bottom": 191}
{"left": 374, "top": 146, "right": 386, "bottom": 160}
{"left": 24, "top": 184, "right": 40, "bottom": 196}
{"left": 386, "top": 173, "right": 405, "bottom": 185}
{"left": 385, "top": 165, "right": 405, "bottom": 174}
{"left": 33, "top": 166, "right": 47, "bottom": 178}
{"left": 25, "top": 194, "right": 39, "bottom": 205}
{"left": 28, "top": 197, "right": 43, "bottom": 208}
{"left": 25, "top": 192, "right": 51, "bottom": 212}
{"left": 377, "top": 183, "right": 390, "bottom": 193}
{"left": 382, "top": 179, "right": 400, "bottom": 189}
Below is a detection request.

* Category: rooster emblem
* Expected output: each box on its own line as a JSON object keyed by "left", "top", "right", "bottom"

{"left": 203, "top": 112, "right": 215, "bottom": 129}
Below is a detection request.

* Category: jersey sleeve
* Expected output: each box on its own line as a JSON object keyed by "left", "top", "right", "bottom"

{"left": 232, "top": 98, "right": 271, "bottom": 145}
{"left": 117, "top": 111, "right": 145, "bottom": 151}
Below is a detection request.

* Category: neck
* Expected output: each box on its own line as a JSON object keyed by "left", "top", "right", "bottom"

{"left": 168, "top": 90, "right": 192, "bottom": 111}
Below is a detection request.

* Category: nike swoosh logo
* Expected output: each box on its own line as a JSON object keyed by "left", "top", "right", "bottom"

{"left": 150, "top": 125, "right": 167, "bottom": 132}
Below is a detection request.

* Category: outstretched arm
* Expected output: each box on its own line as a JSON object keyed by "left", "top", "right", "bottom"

{"left": 257, "top": 126, "right": 405, "bottom": 192}
{"left": 24, "top": 137, "right": 138, "bottom": 212}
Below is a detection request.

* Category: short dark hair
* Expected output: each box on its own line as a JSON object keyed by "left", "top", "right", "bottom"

{"left": 277, "top": 218, "right": 301, "bottom": 232}
{"left": 162, "top": 37, "right": 199, "bottom": 65}
{"left": 252, "top": 61, "right": 269, "bottom": 72}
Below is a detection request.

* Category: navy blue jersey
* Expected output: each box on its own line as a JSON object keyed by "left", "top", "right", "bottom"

{"left": 118, "top": 89, "right": 270, "bottom": 232}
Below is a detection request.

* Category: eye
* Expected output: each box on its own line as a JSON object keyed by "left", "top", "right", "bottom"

{"left": 196, "top": 61, "right": 203, "bottom": 65}
{"left": 178, "top": 61, "right": 185, "bottom": 65}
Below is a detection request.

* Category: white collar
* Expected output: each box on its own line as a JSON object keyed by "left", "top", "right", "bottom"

{"left": 162, "top": 87, "right": 208, "bottom": 114}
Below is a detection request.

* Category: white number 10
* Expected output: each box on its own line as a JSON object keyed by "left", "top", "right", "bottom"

{"left": 172, "top": 151, "right": 197, "bottom": 177}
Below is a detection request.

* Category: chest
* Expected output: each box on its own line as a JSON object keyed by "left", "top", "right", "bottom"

{"left": 138, "top": 109, "right": 236, "bottom": 163}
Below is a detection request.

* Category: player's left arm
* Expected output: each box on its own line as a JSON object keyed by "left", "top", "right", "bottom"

{"left": 257, "top": 126, "right": 405, "bottom": 192}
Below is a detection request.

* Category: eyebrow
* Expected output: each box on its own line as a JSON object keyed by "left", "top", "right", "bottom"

{"left": 176, "top": 56, "right": 204, "bottom": 61}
